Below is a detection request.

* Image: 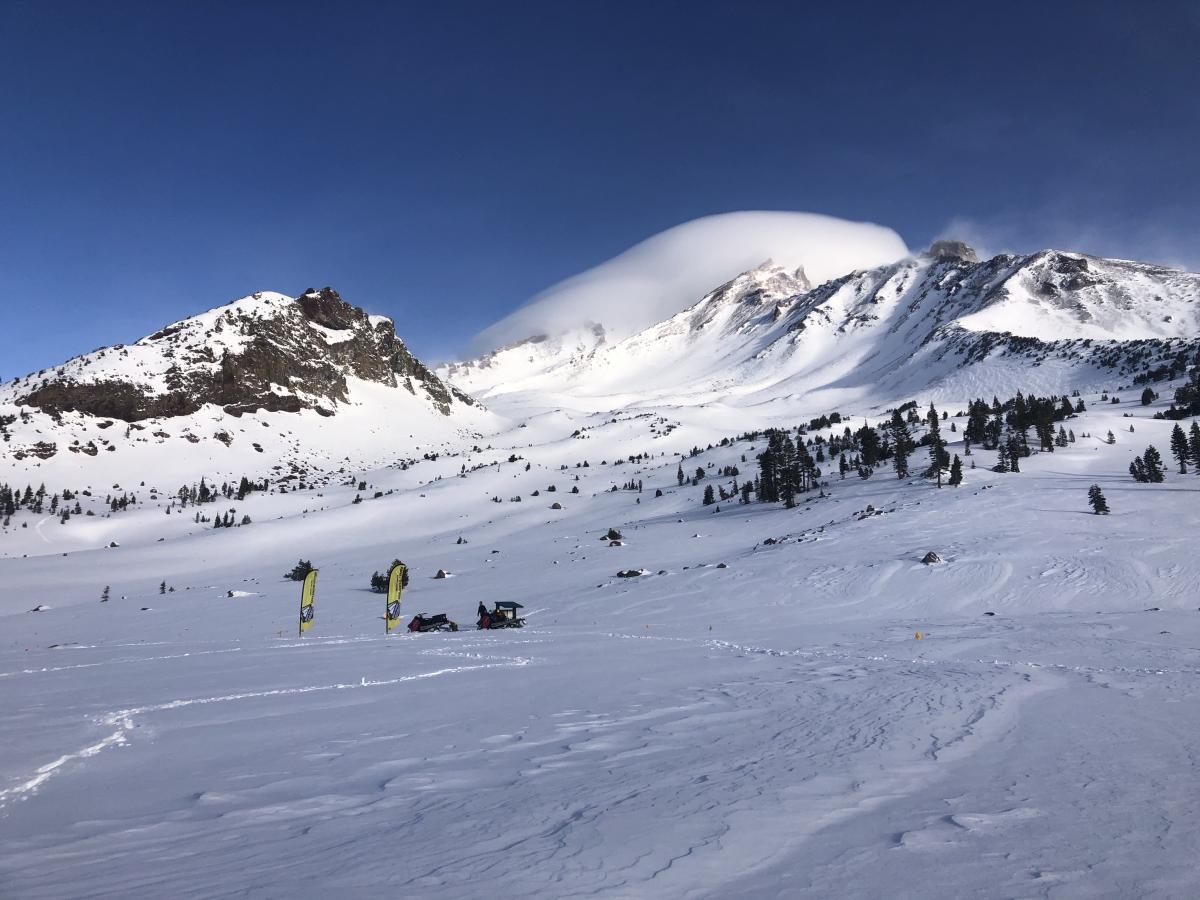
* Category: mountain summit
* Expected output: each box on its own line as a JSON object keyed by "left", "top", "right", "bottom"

{"left": 0, "top": 289, "right": 489, "bottom": 485}
{"left": 445, "top": 248, "right": 1200, "bottom": 412}
{"left": 7, "top": 287, "right": 472, "bottom": 421}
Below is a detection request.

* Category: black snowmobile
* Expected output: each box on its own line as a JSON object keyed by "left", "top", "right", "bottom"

{"left": 407, "top": 612, "right": 459, "bottom": 633}
{"left": 478, "top": 601, "right": 525, "bottom": 630}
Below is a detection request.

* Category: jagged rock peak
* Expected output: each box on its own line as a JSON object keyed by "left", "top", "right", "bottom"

{"left": 926, "top": 240, "right": 980, "bottom": 263}
{"left": 718, "top": 260, "right": 811, "bottom": 299}
{"left": 7, "top": 289, "right": 475, "bottom": 422}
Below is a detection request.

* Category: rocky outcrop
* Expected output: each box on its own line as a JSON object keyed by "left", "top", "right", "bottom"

{"left": 927, "top": 240, "right": 979, "bottom": 263}
{"left": 14, "top": 288, "right": 475, "bottom": 422}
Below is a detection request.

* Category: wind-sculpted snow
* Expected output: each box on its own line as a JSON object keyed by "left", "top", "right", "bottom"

{"left": 3, "top": 385, "right": 1200, "bottom": 897}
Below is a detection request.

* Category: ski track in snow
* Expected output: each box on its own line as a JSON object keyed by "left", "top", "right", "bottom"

{"left": 3, "top": 395, "right": 1200, "bottom": 897}
{"left": 0, "top": 655, "right": 533, "bottom": 811}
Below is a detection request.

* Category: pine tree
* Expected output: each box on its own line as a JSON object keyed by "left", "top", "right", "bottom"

{"left": 1106, "top": 430, "right": 1116, "bottom": 445}
{"left": 777, "top": 433, "right": 798, "bottom": 508}
{"left": 1088, "top": 484, "right": 1109, "bottom": 515}
{"left": 101, "top": 585, "right": 110, "bottom": 602}
{"left": 1141, "top": 387, "right": 1156, "bottom": 406}
{"left": 159, "top": 580, "right": 166, "bottom": 595}
{"left": 285, "top": 559, "right": 314, "bottom": 581}
{"left": 1007, "top": 436, "right": 1022, "bottom": 473}
{"left": 948, "top": 454, "right": 963, "bottom": 486}
{"left": 703, "top": 484, "right": 715, "bottom": 505}
{"left": 1170, "top": 423, "right": 1190, "bottom": 474}
{"left": 1143, "top": 445, "right": 1165, "bottom": 483}
{"left": 995, "top": 442, "right": 1010, "bottom": 473}
{"left": 676, "top": 462, "right": 684, "bottom": 486}
{"left": 1130, "top": 457, "right": 1147, "bottom": 483}
{"left": 927, "top": 402, "right": 948, "bottom": 486}
{"left": 1190, "top": 421, "right": 1200, "bottom": 465}
{"left": 889, "top": 410, "right": 912, "bottom": 479}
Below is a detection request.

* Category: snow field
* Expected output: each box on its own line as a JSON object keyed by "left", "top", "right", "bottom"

{"left": 3, "top": 394, "right": 1200, "bottom": 897}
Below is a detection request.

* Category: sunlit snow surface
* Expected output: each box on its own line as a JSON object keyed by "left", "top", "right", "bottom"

{"left": 468, "top": 210, "right": 908, "bottom": 351}
{"left": 3, "top": 395, "right": 1200, "bottom": 898}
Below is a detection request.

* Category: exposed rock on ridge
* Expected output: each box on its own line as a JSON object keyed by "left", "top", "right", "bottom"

{"left": 13, "top": 288, "right": 474, "bottom": 422}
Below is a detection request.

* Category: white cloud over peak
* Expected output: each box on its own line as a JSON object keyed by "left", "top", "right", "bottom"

{"left": 469, "top": 210, "right": 908, "bottom": 353}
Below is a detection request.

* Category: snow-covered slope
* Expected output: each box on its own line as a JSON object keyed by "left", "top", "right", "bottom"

{"left": 4, "top": 384, "right": 1200, "bottom": 899}
{"left": 449, "top": 211, "right": 908, "bottom": 394}
{"left": 446, "top": 244, "right": 1200, "bottom": 414}
{"left": 6, "top": 232, "right": 1200, "bottom": 898}
{"left": 0, "top": 288, "right": 496, "bottom": 488}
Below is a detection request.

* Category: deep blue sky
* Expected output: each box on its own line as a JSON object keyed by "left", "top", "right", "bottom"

{"left": 2, "top": 1, "right": 1198, "bottom": 377}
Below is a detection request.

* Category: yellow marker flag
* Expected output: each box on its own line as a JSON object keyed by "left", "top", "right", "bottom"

{"left": 914, "top": 631, "right": 923, "bottom": 641}
{"left": 385, "top": 563, "right": 407, "bottom": 634}
{"left": 299, "top": 569, "right": 318, "bottom": 635}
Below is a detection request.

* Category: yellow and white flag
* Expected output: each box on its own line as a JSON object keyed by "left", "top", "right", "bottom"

{"left": 385, "top": 563, "right": 407, "bottom": 634}
{"left": 299, "top": 569, "right": 318, "bottom": 635}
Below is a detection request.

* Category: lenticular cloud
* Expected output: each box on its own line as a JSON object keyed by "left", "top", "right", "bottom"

{"left": 471, "top": 210, "right": 908, "bottom": 352}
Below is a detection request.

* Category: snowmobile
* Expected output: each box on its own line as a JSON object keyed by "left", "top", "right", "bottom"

{"left": 407, "top": 612, "right": 458, "bottom": 633}
{"left": 478, "top": 601, "right": 525, "bottom": 630}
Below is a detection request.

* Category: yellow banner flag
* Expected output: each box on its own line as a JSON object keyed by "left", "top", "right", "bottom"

{"left": 299, "top": 569, "right": 318, "bottom": 635}
{"left": 385, "top": 563, "right": 407, "bottom": 634}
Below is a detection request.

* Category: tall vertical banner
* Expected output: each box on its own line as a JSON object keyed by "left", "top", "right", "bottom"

{"left": 299, "top": 569, "right": 318, "bottom": 636}
{"left": 385, "top": 563, "right": 407, "bottom": 634}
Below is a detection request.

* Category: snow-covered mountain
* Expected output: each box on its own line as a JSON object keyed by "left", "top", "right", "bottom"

{"left": 8, "top": 235, "right": 1200, "bottom": 900}
{"left": 0, "top": 288, "right": 495, "bottom": 487}
{"left": 445, "top": 242, "right": 1200, "bottom": 413}
{"left": 8, "top": 241, "right": 1200, "bottom": 493}
{"left": 452, "top": 211, "right": 908, "bottom": 392}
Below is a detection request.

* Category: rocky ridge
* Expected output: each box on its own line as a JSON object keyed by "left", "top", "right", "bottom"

{"left": 5, "top": 288, "right": 474, "bottom": 422}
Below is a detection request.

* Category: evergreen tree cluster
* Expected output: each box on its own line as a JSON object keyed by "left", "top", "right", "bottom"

{"left": 1159, "top": 365, "right": 1200, "bottom": 419}
{"left": 1129, "top": 445, "right": 1166, "bottom": 483}
{"left": 1124, "top": 423, "right": 1200, "bottom": 482}
{"left": 0, "top": 481, "right": 99, "bottom": 525}
{"left": 284, "top": 559, "right": 315, "bottom": 581}
{"left": 174, "top": 475, "right": 269, "bottom": 508}
{"left": 757, "top": 429, "right": 819, "bottom": 507}
{"left": 962, "top": 392, "right": 1078, "bottom": 455}
{"left": 1169, "top": 421, "right": 1200, "bottom": 472}
{"left": 210, "top": 509, "right": 251, "bottom": 528}
{"left": 369, "top": 560, "right": 410, "bottom": 593}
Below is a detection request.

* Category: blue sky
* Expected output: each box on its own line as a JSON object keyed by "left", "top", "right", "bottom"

{"left": 2, "top": 1, "right": 1198, "bottom": 377}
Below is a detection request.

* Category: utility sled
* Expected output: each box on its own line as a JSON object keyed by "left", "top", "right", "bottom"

{"left": 407, "top": 612, "right": 459, "bottom": 633}
{"left": 478, "top": 601, "right": 525, "bottom": 630}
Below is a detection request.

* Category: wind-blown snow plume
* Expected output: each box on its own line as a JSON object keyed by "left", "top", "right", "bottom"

{"left": 469, "top": 211, "right": 908, "bottom": 352}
